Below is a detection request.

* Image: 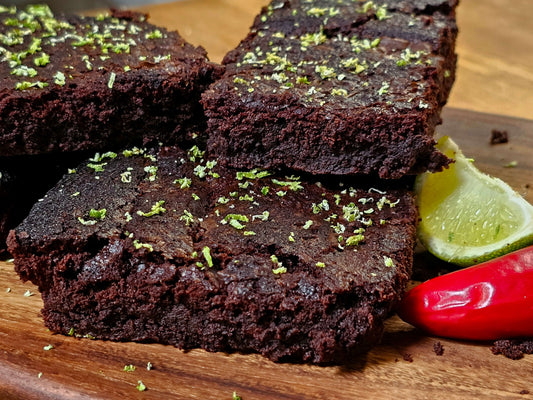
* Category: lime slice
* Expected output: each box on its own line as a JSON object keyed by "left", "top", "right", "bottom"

{"left": 415, "top": 136, "right": 533, "bottom": 266}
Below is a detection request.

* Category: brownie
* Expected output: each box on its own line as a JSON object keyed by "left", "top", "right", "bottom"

{"left": 8, "top": 145, "right": 418, "bottom": 364}
{"left": 0, "top": 5, "right": 222, "bottom": 156}
{"left": 201, "top": 0, "right": 458, "bottom": 179}
{"left": 0, "top": 153, "right": 86, "bottom": 257}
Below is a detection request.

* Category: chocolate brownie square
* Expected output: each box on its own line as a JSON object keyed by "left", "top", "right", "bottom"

{"left": 8, "top": 145, "right": 418, "bottom": 364}
{"left": 202, "top": 0, "right": 458, "bottom": 178}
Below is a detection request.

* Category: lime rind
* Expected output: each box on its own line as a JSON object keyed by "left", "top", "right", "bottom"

{"left": 415, "top": 136, "right": 533, "bottom": 266}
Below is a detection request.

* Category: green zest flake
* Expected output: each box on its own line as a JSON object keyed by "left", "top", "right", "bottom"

{"left": 276, "top": 190, "right": 287, "bottom": 197}
{"left": 376, "top": 5, "right": 390, "bottom": 20}
{"left": 15, "top": 81, "right": 48, "bottom": 90}
{"left": 444, "top": 69, "right": 451, "bottom": 78}
{"left": 202, "top": 246, "right": 214, "bottom": 268}
{"left": 107, "top": 72, "right": 116, "bottom": 89}
{"left": 77, "top": 217, "right": 96, "bottom": 226}
{"left": 340, "top": 57, "right": 367, "bottom": 73}
{"left": 272, "top": 266, "right": 287, "bottom": 274}
{"left": 11, "top": 66, "right": 38, "bottom": 77}
{"left": 384, "top": 256, "right": 395, "bottom": 267}
{"left": 223, "top": 214, "right": 249, "bottom": 230}
{"left": 312, "top": 199, "right": 330, "bottom": 214}
{"left": 243, "top": 231, "right": 256, "bottom": 236}
{"left": 343, "top": 203, "right": 360, "bottom": 222}
{"left": 124, "top": 212, "right": 132, "bottom": 222}
{"left": 145, "top": 29, "right": 163, "bottom": 39}
{"left": 196, "top": 261, "right": 204, "bottom": 269}
{"left": 216, "top": 196, "right": 230, "bottom": 205}
{"left": 503, "top": 160, "right": 518, "bottom": 168}
{"left": 233, "top": 77, "right": 249, "bottom": 85}
{"left": 360, "top": 1, "right": 375, "bottom": 13}
{"left": 87, "top": 162, "right": 106, "bottom": 172}
{"left": 296, "top": 76, "right": 310, "bottom": 84}
{"left": 54, "top": 71, "right": 66, "bottom": 86}
{"left": 137, "top": 200, "right": 166, "bottom": 217}
{"left": 90, "top": 151, "right": 117, "bottom": 162}
{"left": 120, "top": 170, "right": 132, "bottom": 183}
{"left": 187, "top": 145, "right": 205, "bottom": 162}
{"left": 303, "top": 220, "right": 313, "bottom": 230}
{"left": 315, "top": 261, "right": 326, "bottom": 268}
{"left": 43, "top": 344, "right": 54, "bottom": 351}
{"left": 331, "top": 222, "right": 345, "bottom": 234}
{"left": 174, "top": 177, "right": 191, "bottom": 189}
{"left": 136, "top": 381, "right": 147, "bottom": 392}
{"left": 346, "top": 234, "right": 365, "bottom": 246}
{"left": 239, "top": 194, "right": 254, "bottom": 202}
{"left": 300, "top": 30, "right": 327, "bottom": 49}
{"left": 236, "top": 169, "right": 271, "bottom": 180}
{"left": 153, "top": 54, "right": 171, "bottom": 63}
{"left": 34, "top": 52, "right": 50, "bottom": 66}
{"left": 315, "top": 65, "right": 336, "bottom": 80}
{"left": 271, "top": 178, "right": 303, "bottom": 191}
{"left": 123, "top": 147, "right": 144, "bottom": 157}
{"left": 307, "top": 7, "right": 327, "bottom": 17}
{"left": 124, "top": 364, "right": 136, "bottom": 372}
{"left": 180, "top": 210, "right": 195, "bottom": 226}
{"left": 331, "top": 88, "right": 348, "bottom": 97}
{"left": 133, "top": 240, "right": 154, "bottom": 252}
{"left": 89, "top": 208, "right": 107, "bottom": 220}
{"left": 67, "top": 328, "right": 75, "bottom": 336}
{"left": 192, "top": 193, "right": 200, "bottom": 201}
{"left": 378, "top": 81, "right": 390, "bottom": 95}
{"left": 238, "top": 181, "right": 251, "bottom": 189}
{"left": 252, "top": 211, "right": 269, "bottom": 222}
{"left": 288, "top": 232, "right": 295, "bottom": 242}
{"left": 144, "top": 165, "right": 157, "bottom": 181}
{"left": 261, "top": 186, "right": 270, "bottom": 195}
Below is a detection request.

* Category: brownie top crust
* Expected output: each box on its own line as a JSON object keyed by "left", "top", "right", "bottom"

{"left": 11, "top": 145, "right": 416, "bottom": 292}
{"left": 0, "top": 5, "right": 206, "bottom": 95}
{"left": 202, "top": 0, "right": 458, "bottom": 178}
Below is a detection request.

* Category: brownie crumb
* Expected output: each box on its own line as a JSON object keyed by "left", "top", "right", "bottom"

{"left": 490, "top": 129, "right": 509, "bottom": 145}
{"left": 491, "top": 339, "right": 533, "bottom": 360}
{"left": 519, "top": 390, "right": 530, "bottom": 395}
{"left": 403, "top": 353, "right": 414, "bottom": 362}
{"left": 433, "top": 341, "right": 444, "bottom": 356}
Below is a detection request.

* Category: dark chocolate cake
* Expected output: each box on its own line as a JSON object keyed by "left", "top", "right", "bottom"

{"left": 8, "top": 145, "right": 418, "bottom": 364}
{"left": 0, "top": 5, "right": 222, "bottom": 156}
{"left": 201, "top": 0, "right": 458, "bottom": 178}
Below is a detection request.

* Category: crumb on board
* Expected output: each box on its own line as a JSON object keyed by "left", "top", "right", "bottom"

{"left": 433, "top": 341, "right": 444, "bottom": 356}
{"left": 491, "top": 339, "right": 533, "bottom": 360}
{"left": 490, "top": 129, "right": 509, "bottom": 145}
{"left": 403, "top": 353, "right": 414, "bottom": 362}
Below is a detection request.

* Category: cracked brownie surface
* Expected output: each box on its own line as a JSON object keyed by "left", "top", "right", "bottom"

{"left": 202, "top": 0, "right": 458, "bottom": 178}
{"left": 8, "top": 145, "right": 417, "bottom": 364}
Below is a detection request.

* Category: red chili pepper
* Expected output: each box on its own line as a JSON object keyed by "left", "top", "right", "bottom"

{"left": 397, "top": 246, "right": 533, "bottom": 340}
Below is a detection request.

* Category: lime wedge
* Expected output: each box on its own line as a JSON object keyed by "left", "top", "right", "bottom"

{"left": 415, "top": 136, "right": 533, "bottom": 266}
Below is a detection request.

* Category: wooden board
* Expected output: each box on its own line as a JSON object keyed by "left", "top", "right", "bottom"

{"left": 1, "top": 108, "right": 532, "bottom": 400}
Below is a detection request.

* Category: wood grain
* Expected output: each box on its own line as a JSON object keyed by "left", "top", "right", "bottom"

{"left": 1, "top": 109, "right": 532, "bottom": 400}
{"left": 3, "top": 1, "right": 533, "bottom": 398}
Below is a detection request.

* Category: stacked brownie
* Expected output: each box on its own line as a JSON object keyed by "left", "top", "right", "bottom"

{"left": 7, "top": 0, "right": 458, "bottom": 363}
{"left": 8, "top": 146, "right": 417, "bottom": 364}
{"left": 202, "top": 0, "right": 458, "bottom": 178}
{"left": 0, "top": 5, "right": 221, "bottom": 252}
